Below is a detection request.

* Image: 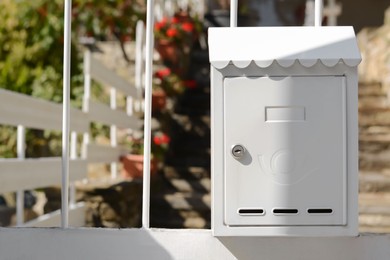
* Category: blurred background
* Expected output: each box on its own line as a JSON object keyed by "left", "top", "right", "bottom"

{"left": 0, "top": 0, "right": 390, "bottom": 233}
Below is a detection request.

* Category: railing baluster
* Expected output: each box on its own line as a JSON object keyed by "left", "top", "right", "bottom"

{"left": 82, "top": 50, "right": 91, "bottom": 160}
{"left": 230, "top": 0, "right": 238, "bottom": 27}
{"left": 142, "top": 0, "right": 155, "bottom": 229}
{"left": 61, "top": 0, "right": 72, "bottom": 228}
{"left": 135, "top": 20, "right": 144, "bottom": 113}
{"left": 315, "top": 0, "right": 323, "bottom": 27}
{"left": 110, "top": 88, "right": 118, "bottom": 178}
{"left": 70, "top": 131, "right": 77, "bottom": 206}
{"left": 16, "top": 125, "right": 25, "bottom": 226}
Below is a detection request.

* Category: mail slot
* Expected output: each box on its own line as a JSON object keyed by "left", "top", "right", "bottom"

{"left": 208, "top": 26, "right": 361, "bottom": 236}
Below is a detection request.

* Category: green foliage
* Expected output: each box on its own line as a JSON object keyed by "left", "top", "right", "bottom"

{"left": 0, "top": 0, "right": 145, "bottom": 158}
{"left": 0, "top": 0, "right": 81, "bottom": 102}
{"left": 0, "top": 126, "right": 17, "bottom": 158}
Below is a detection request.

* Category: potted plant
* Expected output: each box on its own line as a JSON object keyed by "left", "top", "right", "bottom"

{"left": 154, "top": 12, "right": 201, "bottom": 70}
{"left": 120, "top": 131, "right": 170, "bottom": 179}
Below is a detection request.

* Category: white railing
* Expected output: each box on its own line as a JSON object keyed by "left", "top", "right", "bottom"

{"left": 0, "top": 49, "right": 141, "bottom": 227}
{"left": 0, "top": 88, "right": 88, "bottom": 226}
{"left": 83, "top": 51, "right": 141, "bottom": 180}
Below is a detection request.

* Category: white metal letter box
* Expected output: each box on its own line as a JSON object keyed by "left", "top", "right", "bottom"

{"left": 208, "top": 27, "right": 361, "bottom": 236}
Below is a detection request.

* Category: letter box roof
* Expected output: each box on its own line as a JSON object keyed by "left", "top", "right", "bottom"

{"left": 208, "top": 27, "right": 361, "bottom": 69}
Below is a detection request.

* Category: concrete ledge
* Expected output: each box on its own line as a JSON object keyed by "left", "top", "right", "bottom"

{"left": 0, "top": 228, "right": 389, "bottom": 259}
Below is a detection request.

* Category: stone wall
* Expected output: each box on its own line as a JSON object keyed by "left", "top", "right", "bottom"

{"left": 357, "top": 7, "right": 390, "bottom": 232}
{"left": 40, "top": 179, "right": 142, "bottom": 228}
{"left": 77, "top": 179, "right": 142, "bottom": 228}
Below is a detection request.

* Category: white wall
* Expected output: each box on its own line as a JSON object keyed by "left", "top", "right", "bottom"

{"left": 0, "top": 228, "right": 389, "bottom": 260}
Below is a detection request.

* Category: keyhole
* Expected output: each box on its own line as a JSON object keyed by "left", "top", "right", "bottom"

{"left": 232, "top": 144, "right": 245, "bottom": 159}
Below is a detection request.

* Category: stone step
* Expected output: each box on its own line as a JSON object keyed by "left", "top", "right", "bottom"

{"left": 0, "top": 206, "right": 15, "bottom": 227}
{"left": 163, "top": 166, "right": 210, "bottom": 180}
{"left": 360, "top": 133, "right": 390, "bottom": 143}
{"left": 165, "top": 154, "right": 211, "bottom": 168}
{"left": 150, "top": 208, "right": 210, "bottom": 229}
{"left": 360, "top": 150, "right": 390, "bottom": 169}
{"left": 359, "top": 110, "right": 390, "bottom": 126}
{"left": 167, "top": 145, "right": 210, "bottom": 160}
{"left": 359, "top": 82, "right": 386, "bottom": 97}
{"left": 359, "top": 214, "right": 390, "bottom": 228}
{"left": 359, "top": 192, "right": 390, "bottom": 215}
{"left": 165, "top": 178, "right": 211, "bottom": 194}
{"left": 160, "top": 192, "right": 210, "bottom": 211}
{"left": 360, "top": 171, "right": 390, "bottom": 192}
{"left": 150, "top": 191, "right": 211, "bottom": 229}
{"left": 358, "top": 96, "right": 389, "bottom": 111}
{"left": 359, "top": 225, "right": 390, "bottom": 233}
{"left": 360, "top": 126, "right": 390, "bottom": 135}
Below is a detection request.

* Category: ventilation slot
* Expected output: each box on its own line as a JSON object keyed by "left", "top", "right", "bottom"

{"left": 308, "top": 208, "right": 333, "bottom": 214}
{"left": 238, "top": 209, "right": 265, "bottom": 215}
{"left": 273, "top": 209, "right": 298, "bottom": 215}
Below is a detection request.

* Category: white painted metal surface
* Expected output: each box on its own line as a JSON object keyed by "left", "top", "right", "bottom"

{"left": 315, "top": 0, "right": 323, "bottom": 26}
{"left": 230, "top": 0, "right": 238, "bottom": 27}
{"left": 16, "top": 125, "right": 26, "bottom": 226}
{"left": 0, "top": 229, "right": 389, "bottom": 260}
{"left": 61, "top": 0, "right": 72, "bottom": 228}
{"left": 224, "top": 76, "right": 346, "bottom": 226}
{"left": 208, "top": 27, "right": 361, "bottom": 69}
{"left": 143, "top": 0, "right": 155, "bottom": 229}
{"left": 209, "top": 26, "right": 361, "bottom": 236}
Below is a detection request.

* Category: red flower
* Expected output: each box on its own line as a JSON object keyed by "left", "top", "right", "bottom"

{"left": 184, "top": 80, "right": 197, "bottom": 89}
{"left": 153, "top": 134, "right": 171, "bottom": 146}
{"left": 166, "top": 28, "right": 178, "bottom": 38}
{"left": 153, "top": 136, "right": 162, "bottom": 145}
{"left": 154, "top": 21, "right": 166, "bottom": 31}
{"left": 155, "top": 17, "right": 168, "bottom": 31}
{"left": 155, "top": 68, "right": 171, "bottom": 79}
{"left": 181, "top": 22, "right": 194, "bottom": 32}
{"left": 160, "top": 134, "right": 170, "bottom": 144}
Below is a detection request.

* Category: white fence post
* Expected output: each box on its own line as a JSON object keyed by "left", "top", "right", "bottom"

{"left": 70, "top": 131, "right": 78, "bottom": 206}
{"left": 82, "top": 50, "right": 91, "bottom": 159}
{"left": 16, "top": 125, "right": 25, "bottom": 226}
{"left": 110, "top": 88, "right": 118, "bottom": 178}
{"left": 61, "top": 0, "right": 72, "bottom": 228}
{"left": 135, "top": 20, "right": 145, "bottom": 113}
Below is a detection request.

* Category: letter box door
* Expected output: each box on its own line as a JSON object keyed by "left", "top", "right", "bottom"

{"left": 223, "top": 76, "right": 347, "bottom": 226}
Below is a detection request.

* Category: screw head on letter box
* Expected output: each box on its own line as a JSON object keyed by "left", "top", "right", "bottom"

{"left": 208, "top": 27, "right": 361, "bottom": 236}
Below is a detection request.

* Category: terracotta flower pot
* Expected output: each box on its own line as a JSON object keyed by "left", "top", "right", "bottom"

{"left": 120, "top": 154, "right": 158, "bottom": 179}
